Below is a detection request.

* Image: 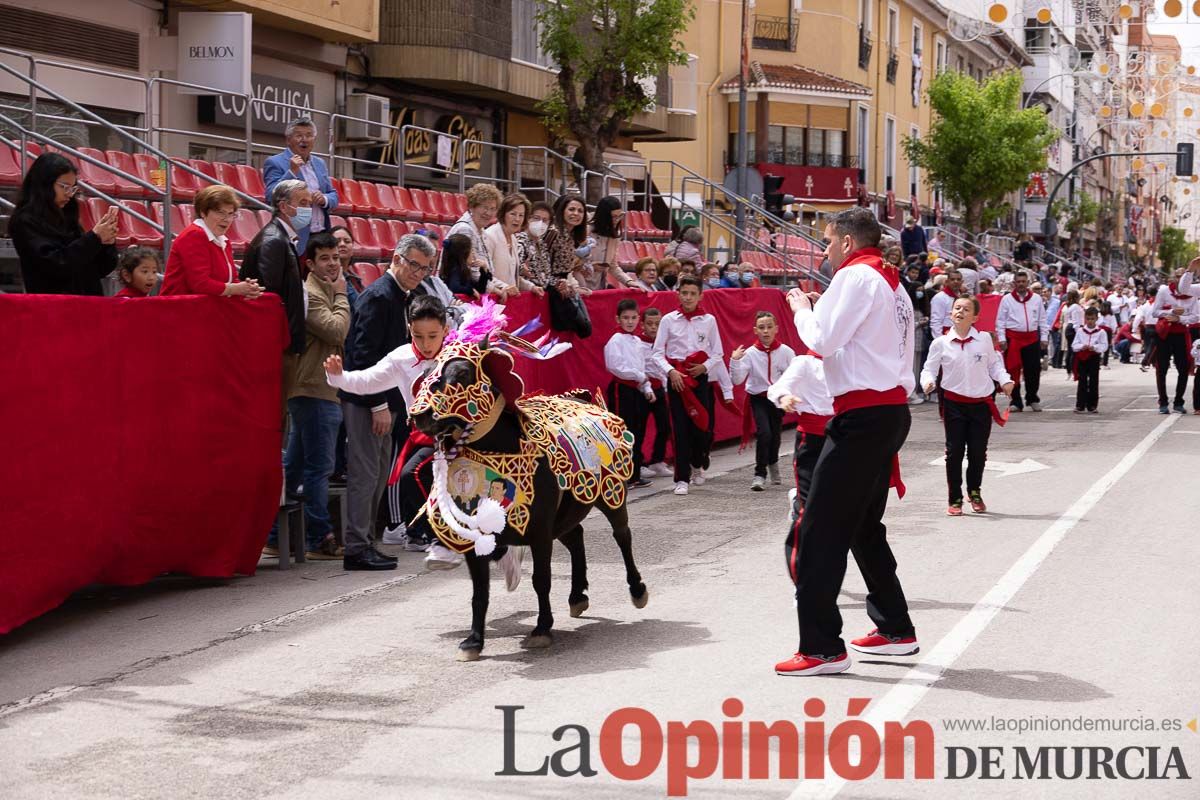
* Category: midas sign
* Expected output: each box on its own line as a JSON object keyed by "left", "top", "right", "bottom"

{"left": 378, "top": 108, "right": 485, "bottom": 172}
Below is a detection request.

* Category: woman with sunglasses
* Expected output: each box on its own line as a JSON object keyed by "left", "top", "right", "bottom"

{"left": 10, "top": 152, "right": 119, "bottom": 295}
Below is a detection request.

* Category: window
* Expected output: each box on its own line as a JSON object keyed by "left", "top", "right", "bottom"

{"left": 887, "top": 5, "right": 899, "bottom": 49}
{"left": 512, "top": 0, "right": 556, "bottom": 69}
{"left": 884, "top": 116, "right": 896, "bottom": 191}
{"left": 768, "top": 125, "right": 786, "bottom": 163}
{"left": 860, "top": 0, "right": 872, "bottom": 33}
{"left": 909, "top": 125, "right": 919, "bottom": 195}
{"left": 934, "top": 37, "right": 947, "bottom": 74}
{"left": 826, "top": 129, "right": 845, "bottom": 167}
{"left": 1025, "top": 22, "right": 1050, "bottom": 54}
{"left": 912, "top": 19, "right": 923, "bottom": 55}
{"left": 807, "top": 128, "right": 825, "bottom": 166}
{"left": 957, "top": 55, "right": 965, "bottom": 73}
{"left": 858, "top": 105, "right": 870, "bottom": 183}
{"left": 785, "top": 127, "right": 804, "bottom": 164}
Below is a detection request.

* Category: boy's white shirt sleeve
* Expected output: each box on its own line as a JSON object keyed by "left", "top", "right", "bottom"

{"left": 730, "top": 352, "right": 751, "bottom": 385}
{"left": 651, "top": 317, "right": 672, "bottom": 378}
{"left": 326, "top": 343, "right": 415, "bottom": 400}
{"left": 604, "top": 334, "right": 647, "bottom": 384}
{"left": 1180, "top": 271, "right": 1199, "bottom": 297}
{"left": 702, "top": 316, "right": 724, "bottom": 377}
{"left": 987, "top": 346, "right": 1012, "bottom": 385}
{"left": 918, "top": 337, "right": 945, "bottom": 390}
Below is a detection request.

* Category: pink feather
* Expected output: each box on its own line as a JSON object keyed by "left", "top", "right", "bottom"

{"left": 447, "top": 296, "right": 509, "bottom": 345}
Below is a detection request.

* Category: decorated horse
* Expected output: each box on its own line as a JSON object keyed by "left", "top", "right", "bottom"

{"left": 408, "top": 326, "right": 649, "bottom": 662}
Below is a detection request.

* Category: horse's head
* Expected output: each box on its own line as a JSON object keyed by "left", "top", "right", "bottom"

{"left": 410, "top": 339, "right": 513, "bottom": 448}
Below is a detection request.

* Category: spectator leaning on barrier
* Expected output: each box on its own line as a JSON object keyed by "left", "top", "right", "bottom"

{"left": 484, "top": 193, "right": 540, "bottom": 298}
{"left": 654, "top": 257, "right": 681, "bottom": 291}
{"left": 339, "top": 233, "right": 437, "bottom": 571}
{"left": 631, "top": 257, "right": 658, "bottom": 291}
{"left": 584, "top": 195, "right": 644, "bottom": 291}
{"left": 521, "top": 201, "right": 555, "bottom": 288}
{"left": 11, "top": 152, "right": 118, "bottom": 296}
{"left": 263, "top": 116, "right": 337, "bottom": 255}
{"left": 448, "top": 182, "right": 503, "bottom": 283}
{"left": 161, "top": 185, "right": 263, "bottom": 299}
{"left": 240, "top": 180, "right": 311, "bottom": 419}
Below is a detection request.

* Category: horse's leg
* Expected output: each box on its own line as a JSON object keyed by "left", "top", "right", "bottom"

{"left": 523, "top": 535, "right": 555, "bottom": 648}
{"left": 458, "top": 549, "right": 490, "bottom": 661}
{"left": 558, "top": 524, "right": 590, "bottom": 617}
{"left": 599, "top": 501, "right": 648, "bottom": 608}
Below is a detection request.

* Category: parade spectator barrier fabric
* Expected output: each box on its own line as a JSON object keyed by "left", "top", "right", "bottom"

{"left": 0, "top": 295, "right": 287, "bottom": 634}
{"left": 499, "top": 288, "right": 805, "bottom": 445}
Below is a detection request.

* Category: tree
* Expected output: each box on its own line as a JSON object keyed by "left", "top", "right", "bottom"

{"left": 1157, "top": 226, "right": 1198, "bottom": 273}
{"left": 536, "top": 0, "right": 694, "bottom": 200}
{"left": 1049, "top": 192, "right": 1099, "bottom": 246}
{"left": 904, "top": 70, "right": 1056, "bottom": 233}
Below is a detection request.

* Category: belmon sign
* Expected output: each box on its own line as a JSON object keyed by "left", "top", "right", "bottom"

{"left": 177, "top": 12, "right": 251, "bottom": 95}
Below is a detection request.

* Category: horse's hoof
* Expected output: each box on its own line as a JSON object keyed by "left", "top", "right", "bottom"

{"left": 631, "top": 586, "right": 649, "bottom": 609}
{"left": 522, "top": 633, "right": 553, "bottom": 649}
{"left": 569, "top": 599, "right": 589, "bottom": 618}
{"left": 457, "top": 648, "right": 482, "bottom": 662}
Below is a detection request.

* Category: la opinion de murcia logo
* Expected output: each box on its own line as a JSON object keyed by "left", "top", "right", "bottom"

{"left": 188, "top": 45, "right": 236, "bottom": 60}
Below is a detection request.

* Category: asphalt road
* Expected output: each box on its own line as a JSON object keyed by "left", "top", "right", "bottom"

{"left": 2, "top": 361, "right": 1198, "bottom": 800}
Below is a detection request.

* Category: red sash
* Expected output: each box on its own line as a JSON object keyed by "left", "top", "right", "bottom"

{"left": 796, "top": 412, "right": 832, "bottom": 436}
{"left": 832, "top": 386, "right": 908, "bottom": 499}
{"left": 942, "top": 389, "right": 1008, "bottom": 427}
{"left": 1003, "top": 329, "right": 1040, "bottom": 383}
{"left": 668, "top": 351, "right": 711, "bottom": 430}
{"left": 1072, "top": 348, "right": 1098, "bottom": 381}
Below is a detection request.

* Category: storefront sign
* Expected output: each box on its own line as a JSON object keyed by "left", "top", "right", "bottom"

{"left": 177, "top": 12, "right": 251, "bottom": 96}
{"left": 199, "top": 74, "right": 316, "bottom": 135}
{"left": 375, "top": 107, "right": 487, "bottom": 173}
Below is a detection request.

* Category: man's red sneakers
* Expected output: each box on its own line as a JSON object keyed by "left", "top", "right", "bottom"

{"left": 774, "top": 651, "right": 851, "bottom": 676}
{"left": 947, "top": 502, "right": 964, "bottom": 516}
{"left": 968, "top": 490, "right": 987, "bottom": 513}
{"left": 850, "top": 629, "right": 920, "bottom": 656}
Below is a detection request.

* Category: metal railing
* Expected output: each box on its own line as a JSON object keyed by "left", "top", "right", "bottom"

{"left": 752, "top": 15, "right": 798, "bottom": 52}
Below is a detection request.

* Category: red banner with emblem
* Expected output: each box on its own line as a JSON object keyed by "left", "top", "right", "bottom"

{"left": 754, "top": 163, "right": 860, "bottom": 204}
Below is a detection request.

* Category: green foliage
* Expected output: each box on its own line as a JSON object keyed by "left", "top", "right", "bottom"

{"left": 904, "top": 70, "right": 1056, "bottom": 232}
{"left": 1049, "top": 192, "right": 1100, "bottom": 241}
{"left": 1157, "top": 226, "right": 1198, "bottom": 272}
{"left": 536, "top": 0, "right": 694, "bottom": 174}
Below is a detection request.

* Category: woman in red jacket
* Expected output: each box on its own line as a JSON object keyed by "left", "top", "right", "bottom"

{"left": 161, "top": 184, "right": 263, "bottom": 298}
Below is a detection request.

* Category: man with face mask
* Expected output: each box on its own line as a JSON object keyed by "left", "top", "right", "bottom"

{"left": 241, "top": 179, "right": 312, "bottom": 420}
{"left": 654, "top": 257, "right": 681, "bottom": 291}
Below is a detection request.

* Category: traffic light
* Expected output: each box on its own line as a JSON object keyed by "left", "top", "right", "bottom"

{"left": 763, "top": 174, "right": 795, "bottom": 220}
{"left": 1176, "top": 143, "right": 1194, "bottom": 177}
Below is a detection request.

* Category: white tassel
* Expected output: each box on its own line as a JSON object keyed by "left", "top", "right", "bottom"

{"left": 429, "top": 450, "right": 507, "bottom": 556}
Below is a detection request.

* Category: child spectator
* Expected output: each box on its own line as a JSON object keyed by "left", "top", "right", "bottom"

{"left": 652, "top": 275, "right": 723, "bottom": 495}
{"left": 440, "top": 233, "right": 490, "bottom": 301}
{"left": 1071, "top": 307, "right": 1107, "bottom": 414}
{"left": 731, "top": 311, "right": 795, "bottom": 491}
{"left": 115, "top": 246, "right": 160, "bottom": 297}
{"left": 1098, "top": 301, "right": 1117, "bottom": 368}
{"left": 604, "top": 298, "right": 656, "bottom": 488}
{"left": 920, "top": 295, "right": 1014, "bottom": 516}
{"left": 639, "top": 307, "right": 673, "bottom": 477}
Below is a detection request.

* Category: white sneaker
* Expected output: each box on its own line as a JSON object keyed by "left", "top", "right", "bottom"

{"left": 382, "top": 524, "right": 408, "bottom": 545}
{"left": 788, "top": 488, "right": 798, "bottom": 525}
{"left": 425, "top": 542, "right": 464, "bottom": 571}
{"left": 908, "top": 393, "right": 926, "bottom": 405}
{"left": 751, "top": 475, "right": 766, "bottom": 491}
{"left": 645, "top": 462, "right": 672, "bottom": 477}
{"left": 691, "top": 468, "right": 706, "bottom": 486}
{"left": 673, "top": 481, "right": 689, "bottom": 495}
{"left": 768, "top": 463, "right": 781, "bottom": 485}
{"left": 499, "top": 546, "right": 524, "bottom": 592}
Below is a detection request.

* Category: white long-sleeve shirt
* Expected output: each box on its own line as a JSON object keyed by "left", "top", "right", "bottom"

{"left": 1132, "top": 301, "right": 1153, "bottom": 330}
{"left": 641, "top": 335, "right": 667, "bottom": 386}
{"left": 730, "top": 342, "right": 796, "bottom": 395}
{"left": 920, "top": 327, "right": 1010, "bottom": 398}
{"left": 1150, "top": 283, "right": 1199, "bottom": 325}
{"left": 1099, "top": 313, "right": 1117, "bottom": 332}
{"left": 1072, "top": 325, "right": 1109, "bottom": 353}
{"left": 326, "top": 343, "right": 435, "bottom": 408}
{"left": 1062, "top": 303, "right": 1085, "bottom": 329}
{"left": 995, "top": 290, "right": 1048, "bottom": 343}
{"left": 604, "top": 332, "right": 651, "bottom": 394}
{"left": 792, "top": 255, "right": 916, "bottom": 400}
{"left": 652, "top": 309, "right": 725, "bottom": 381}
{"left": 929, "top": 287, "right": 957, "bottom": 337}
{"left": 1178, "top": 271, "right": 1200, "bottom": 297}
{"left": 767, "top": 354, "right": 835, "bottom": 416}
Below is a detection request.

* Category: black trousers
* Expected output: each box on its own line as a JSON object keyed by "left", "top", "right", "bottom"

{"left": 749, "top": 393, "right": 783, "bottom": 477}
{"left": 943, "top": 399, "right": 992, "bottom": 503}
{"left": 667, "top": 377, "right": 715, "bottom": 483}
{"left": 645, "top": 386, "right": 671, "bottom": 465}
{"left": 1009, "top": 340, "right": 1042, "bottom": 408}
{"left": 792, "top": 405, "right": 914, "bottom": 657}
{"left": 1155, "top": 331, "right": 1190, "bottom": 407}
{"left": 1063, "top": 325, "right": 1077, "bottom": 374}
{"left": 399, "top": 445, "right": 435, "bottom": 542}
{"left": 1141, "top": 327, "right": 1158, "bottom": 367}
{"left": 1075, "top": 357, "right": 1100, "bottom": 411}
{"left": 607, "top": 381, "right": 648, "bottom": 481}
{"left": 784, "top": 429, "right": 826, "bottom": 585}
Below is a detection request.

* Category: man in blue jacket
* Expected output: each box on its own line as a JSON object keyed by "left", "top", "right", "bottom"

{"left": 263, "top": 116, "right": 338, "bottom": 254}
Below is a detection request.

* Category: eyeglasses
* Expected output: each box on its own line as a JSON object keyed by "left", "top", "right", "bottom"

{"left": 210, "top": 209, "right": 238, "bottom": 220}
{"left": 55, "top": 180, "right": 79, "bottom": 196}
{"left": 401, "top": 255, "right": 435, "bottom": 276}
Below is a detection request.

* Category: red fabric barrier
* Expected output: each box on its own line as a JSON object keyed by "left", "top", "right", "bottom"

{"left": 0, "top": 295, "right": 287, "bottom": 634}
{"left": 500, "top": 287, "right": 805, "bottom": 446}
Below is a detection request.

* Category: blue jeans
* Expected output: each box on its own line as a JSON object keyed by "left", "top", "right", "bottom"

{"left": 278, "top": 397, "right": 343, "bottom": 550}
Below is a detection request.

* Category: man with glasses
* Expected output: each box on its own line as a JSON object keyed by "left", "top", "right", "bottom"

{"left": 263, "top": 116, "right": 338, "bottom": 254}
{"left": 339, "top": 234, "right": 438, "bottom": 570}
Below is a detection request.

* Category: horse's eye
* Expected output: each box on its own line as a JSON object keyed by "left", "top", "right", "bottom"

{"left": 429, "top": 378, "right": 444, "bottom": 392}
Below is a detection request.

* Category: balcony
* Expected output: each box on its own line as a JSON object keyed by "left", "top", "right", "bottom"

{"left": 886, "top": 50, "right": 898, "bottom": 84}
{"left": 752, "top": 15, "right": 798, "bottom": 52}
{"left": 858, "top": 26, "right": 873, "bottom": 70}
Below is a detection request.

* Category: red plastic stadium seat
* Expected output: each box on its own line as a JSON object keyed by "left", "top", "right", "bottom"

{"left": 452, "top": 193, "right": 468, "bottom": 215}
{"left": 386, "top": 219, "right": 409, "bottom": 247}
{"left": 131, "top": 154, "right": 163, "bottom": 194}
{"left": 439, "top": 191, "right": 463, "bottom": 223}
{"left": 256, "top": 210, "right": 272, "bottom": 228}
{"left": 329, "top": 214, "right": 348, "bottom": 232}
{"left": 407, "top": 188, "right": 437, "bottom": 223}
{"left": 392, "top": 187, "right": 423, "bottom": 221}
{"left": 178, "top": 203, "right": 197, "bottom": 226}
{"left": 359, "top": 182, "right": 386, "bottom": 216}
{"left": 236, "top": 165, "right": 266, "bottom": 201}
{"left": 649, "top": 243, "right": 667, "bottom": 260}
{"left": 226, "top": 208, "right": 265, "bottom": 254}
{"left": 633, "top": 241, "right": 652, "bottom": 259}
{"left": 75, "top": 147, "right": 118, "bottom": 195}
{"left": 213, "top": 162, "right": 244, "bottom": 194}
{"left": 625, "top": 211, "right": 649, "bottom": 238}
{"left": 0, "top": 142, "right": 23, "bottom": 187}
{"left": 106, "top": 200, "right": 163, "bottom": 249}
{"left": 187, "top": 159, "right": 218, "bottom": 188}
{"left": 374, "top": 183, "right": 404, "bottom": 219}
{"left": 105, "top": 150, "right": 152, "bottom": 198}
{"left": 339, "top": 179, "right": 372, "bottom": 215}
{"left": 616, "top": 240, "right": 638, "bottom": 268}
{"left": 347, "top": 216, "right": 384, "bottom": 260}
{"left": 369, "top": 218, "right": 395, "bottom": 254}
{"left": 349, "top": 262, "right": 386, "bottom": 288}
{"left": 424, "top": 189, "right": 453, "bottom": 223}
{"left": 150, "top": 201, "right": 187, "bottom": 239}
{"left": 168, "top": 160, "right": 204, "bottom": 200}
{"left": 77, "top": 196, "right": 97, "bottom": 230}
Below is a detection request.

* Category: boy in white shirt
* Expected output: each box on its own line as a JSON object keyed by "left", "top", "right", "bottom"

{"left": 604, "top": 298, "right": 656, "bottom": 488}
{"left": 640, "top": 308, "right": 673, "bottom": 477}
{"left": 921, "top": 295, "right": 1013, "bottom": 516}
{"left": 652, "top": 275, "right": 724, "bottom": 495}
{"left": 1098, "top": 302, "right": 1117, "bottom": 368}
{"left": 1071, "top": 307, "right": 1108, "bottom": 414}
{"left": 731, "top": 311, "right": 795, "bottom": 491}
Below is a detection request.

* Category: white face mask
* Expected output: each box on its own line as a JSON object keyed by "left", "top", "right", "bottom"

{"left": 528, "top": 220, "right": 549, "bottom": 238}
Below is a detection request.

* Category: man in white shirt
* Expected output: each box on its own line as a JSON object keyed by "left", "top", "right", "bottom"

{"left": 995, "top": 270, "right": 1048, "bottom": 412}
{"left": 776, "top": 207, "right": 917, "bottom": 677}
{"left": 652, "top": 276, "right": 724, "bottom": 494}
{"left": 1150, "top": 267, "right": 1200, "bottom": 413}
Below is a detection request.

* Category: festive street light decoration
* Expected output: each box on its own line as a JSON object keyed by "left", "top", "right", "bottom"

{"left": 1165, "top": 0, "right": 1183, "bottom": 17}
{"left": 987, "top": 3, "right": 1007, "bottom": 23}
{"left": 1036, "top": 7, "right": 1052, "bottom": 23}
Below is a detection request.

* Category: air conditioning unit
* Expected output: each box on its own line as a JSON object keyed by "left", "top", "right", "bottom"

{"left": 344, "top": 93, "right": 391, "bottom": 142}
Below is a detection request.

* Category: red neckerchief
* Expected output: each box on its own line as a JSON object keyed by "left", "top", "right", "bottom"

{"left": 638, "top": 332, "right": 656, "bottom": 344}
{"left": 951, "top": 333, "right": 974, "bottom": 350}
{"left": 1169, "top": 282, "right": 1190, "bottom": 301}
{"left": 679, "top": 305, "right": 707, "bottom": 320}
{"left": 1011, "top": 290, "right": 1033, "bottom": 304}
{"left": 753, "top": 339, "right": 783, "bottom": 378}
{"left": 838, "top": 247, "right": 898, "bottom": 291}
{"left": 941, "top": 285, "right": 958, "bottom": 298}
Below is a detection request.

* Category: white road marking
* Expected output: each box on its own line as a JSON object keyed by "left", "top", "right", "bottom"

{"left": 1175, "top": 430, "right": 1200, "bottom": 435}
{"left": 927, "top": 455, "right": 1049, "bottom": 476}
{"left": 788, "top": 412, "right": 1181, "bottom": 800}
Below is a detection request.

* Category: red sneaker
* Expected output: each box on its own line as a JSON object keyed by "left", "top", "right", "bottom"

{"left": 774, "top": 651, "right": 851, "bottom": 676}
{"left": 968, "top": 490, "right": 987, "bottom": 513}
{"left": 947, "top": 502, "right": 964, "bottom": 516}
{"left": 850, "top": 629, "right": 920, "bottom": 656}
